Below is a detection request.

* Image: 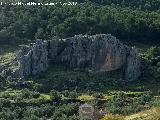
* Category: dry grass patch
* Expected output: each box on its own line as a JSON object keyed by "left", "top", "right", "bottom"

{"left": 101, "top": 114, "right": 125, "bottom": 120}
{"left": 0, "top": 52, "right": 16, "bottom": 66}
{"left": 125, "top": 107, "right": 160, "bottom": 120}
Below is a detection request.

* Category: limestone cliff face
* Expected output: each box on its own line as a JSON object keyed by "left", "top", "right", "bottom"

{"left": 125, "top": 48, "right": 141, "bottom": 80}
{"left": 6, "top": 40, "right": 48, "bottom": 78}
{"left": 49, "top": 35, "right": 127, "bottom": 72}
{"left": 0, "top": 34, "right": 141, "bottom": 81}
{"left": 17, "top": 41, "right": 48, "bottom": 76}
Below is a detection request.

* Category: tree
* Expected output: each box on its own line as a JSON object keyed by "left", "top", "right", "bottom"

{"left": 35, "top": 28, "right": 45, "bottom": 39}
{"left": 0, "top": 28, "right": 13, "bottom": 44}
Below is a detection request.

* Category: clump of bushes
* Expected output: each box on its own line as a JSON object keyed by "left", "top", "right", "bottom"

{"left": 140, "top": 47, "right": 160, "bottom": 82}
{"left": 93, "top": 93, "right": 105, "bottom": 99}
{"left": 140, "top": 47, "right": 160, "bottom": 68}
{"left": 105, "top": 92, "right": 153, "bottom": 115}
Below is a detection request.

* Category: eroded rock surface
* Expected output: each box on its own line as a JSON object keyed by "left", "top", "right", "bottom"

{"left": 0, "top": 40, "right": 48, "bottom": 79}
{"left": 49, "top": 35, "right": 127, "bottom": 72}
{"left": 49, "top": 34, "right": 141, "bottom": 81}
{"left": 0, "top": 34, "right": 141, "bottom": 81}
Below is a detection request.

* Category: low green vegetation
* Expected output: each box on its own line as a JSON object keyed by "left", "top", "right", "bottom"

{"left": 0, "top": 45, "right": 160, "bottom": 119}
{"left": 140, "top": 47, "right": 160, "bottom": 86}
{"left": 0, "top": 89, "right": 52, "bottom": 104}
{"left": 0, "top": 52, "right": 16, "bottom": 67}
{"left": 0, "top": 43, "right": 160, "bottom": 120}
{"left": 0, "top": 0, "right": 160, "bottom": 119}
{"left": 0, "top": 87, "right": 160, "bottom": 120}
{"left": 28, "top": 66, "right": 124, "bottom": 93}
{"left": 0, "top": 44, "right": 20, "bottom": 55}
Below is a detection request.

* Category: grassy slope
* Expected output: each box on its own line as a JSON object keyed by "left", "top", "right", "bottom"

{"left": 0, "top": 44, "right": 19, "bottom": 55}
{"left": 125, "top": 107, "right": 160, "bottom": 120}
{"left": 102, "top": 107, "right": 160, "bottom": 120}
{"left": 0, "top": 44, "right": 19, "bottom": 68}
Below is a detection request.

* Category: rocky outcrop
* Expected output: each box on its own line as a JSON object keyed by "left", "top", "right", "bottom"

{"left": 0, "top": 34, "right": 141, "bottom": 81}
{"left": 124, "top": 48, "right": 141, "bottom": 80}
{"left": 49, "top": 35, "right": 128, "bottom": 72}
{"left": 18, "top": 40, "right": 48, "bottom": 78}
{"left": 49, "top": 34, "right": 141, "bottom": 81}
{"left": 0, "top": 40, "right": 48, "bottom": 79}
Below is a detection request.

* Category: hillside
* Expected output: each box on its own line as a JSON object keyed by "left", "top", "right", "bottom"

{"left": 0, "top": 0, "right": 160, "bottom": 120}
{"left": 126, "top": 107, "right": 160, "bottom": 120}
{"left": 102, "top": 107, "right": 160, "bottom": 120}
{"left": 1, "top": 0, "right": 160, "bottom": 44}
{"left": 1, "top": 42, "right": 160, "bottom": 119}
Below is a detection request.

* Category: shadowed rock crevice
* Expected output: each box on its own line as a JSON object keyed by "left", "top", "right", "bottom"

{"left": 0, "top": 34, "right": 141, "bottom": 81}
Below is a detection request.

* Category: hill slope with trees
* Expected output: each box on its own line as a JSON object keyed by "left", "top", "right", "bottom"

{"left": 0, "top": 0, "right": 160, "bottom": 120}
{"left": 0, "top": 0, "right": 160, "bottom": 44}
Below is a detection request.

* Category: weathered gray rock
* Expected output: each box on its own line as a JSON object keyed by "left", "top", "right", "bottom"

{"left": 11, "top": 40, "right": 48, "bottom": 78}
{"left": 125, "top": 47, "right": 141, "bottom": 80}
{"left": 0, "top": 34, "right": 141, "bottom": 81}
{"left": 49, "top": 34, "right": 141, "bottom": 81}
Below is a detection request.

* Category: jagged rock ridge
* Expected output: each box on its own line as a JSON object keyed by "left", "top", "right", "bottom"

{"left": 0, "top": 34, "right": 141, "bottom": 81}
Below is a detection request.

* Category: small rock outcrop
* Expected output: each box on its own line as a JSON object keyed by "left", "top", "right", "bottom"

{"left": 1, "top": 40, "right": 48, "bottom": 79}
{"left": 124, "top": 48, "right": 141, "bottom": 80}
{"left": 0, "top": 34, "right": 141, "bottom": 81}
{"left": 19, "top": 40, "right": 48, "bottom": 78}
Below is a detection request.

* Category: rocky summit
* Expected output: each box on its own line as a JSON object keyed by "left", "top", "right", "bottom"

{"left": 0, "top": 34, "right": 141, "bottom": 81}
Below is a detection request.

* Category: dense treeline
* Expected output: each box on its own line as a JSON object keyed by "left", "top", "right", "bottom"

{"left": 77, "top": 0, "right": 160, "bottom": 11}
{"left": 0, "top": 0, "right": 160, "bottom": 44}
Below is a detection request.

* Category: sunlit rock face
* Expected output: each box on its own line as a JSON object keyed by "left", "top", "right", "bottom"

{"left": 1, "top": 34, "right": 141, "bottom": 81}
{"left": 49, "top": 34, "right": 141, "bottom": 81}
{"left": 20, "top": 40, "right": 48, "bottom": 77}
{"left": 49, "top": 34, "right": 127, "bottom": 72}
{"left": 1, "top": 40, "right": 49, "bottom": 79}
